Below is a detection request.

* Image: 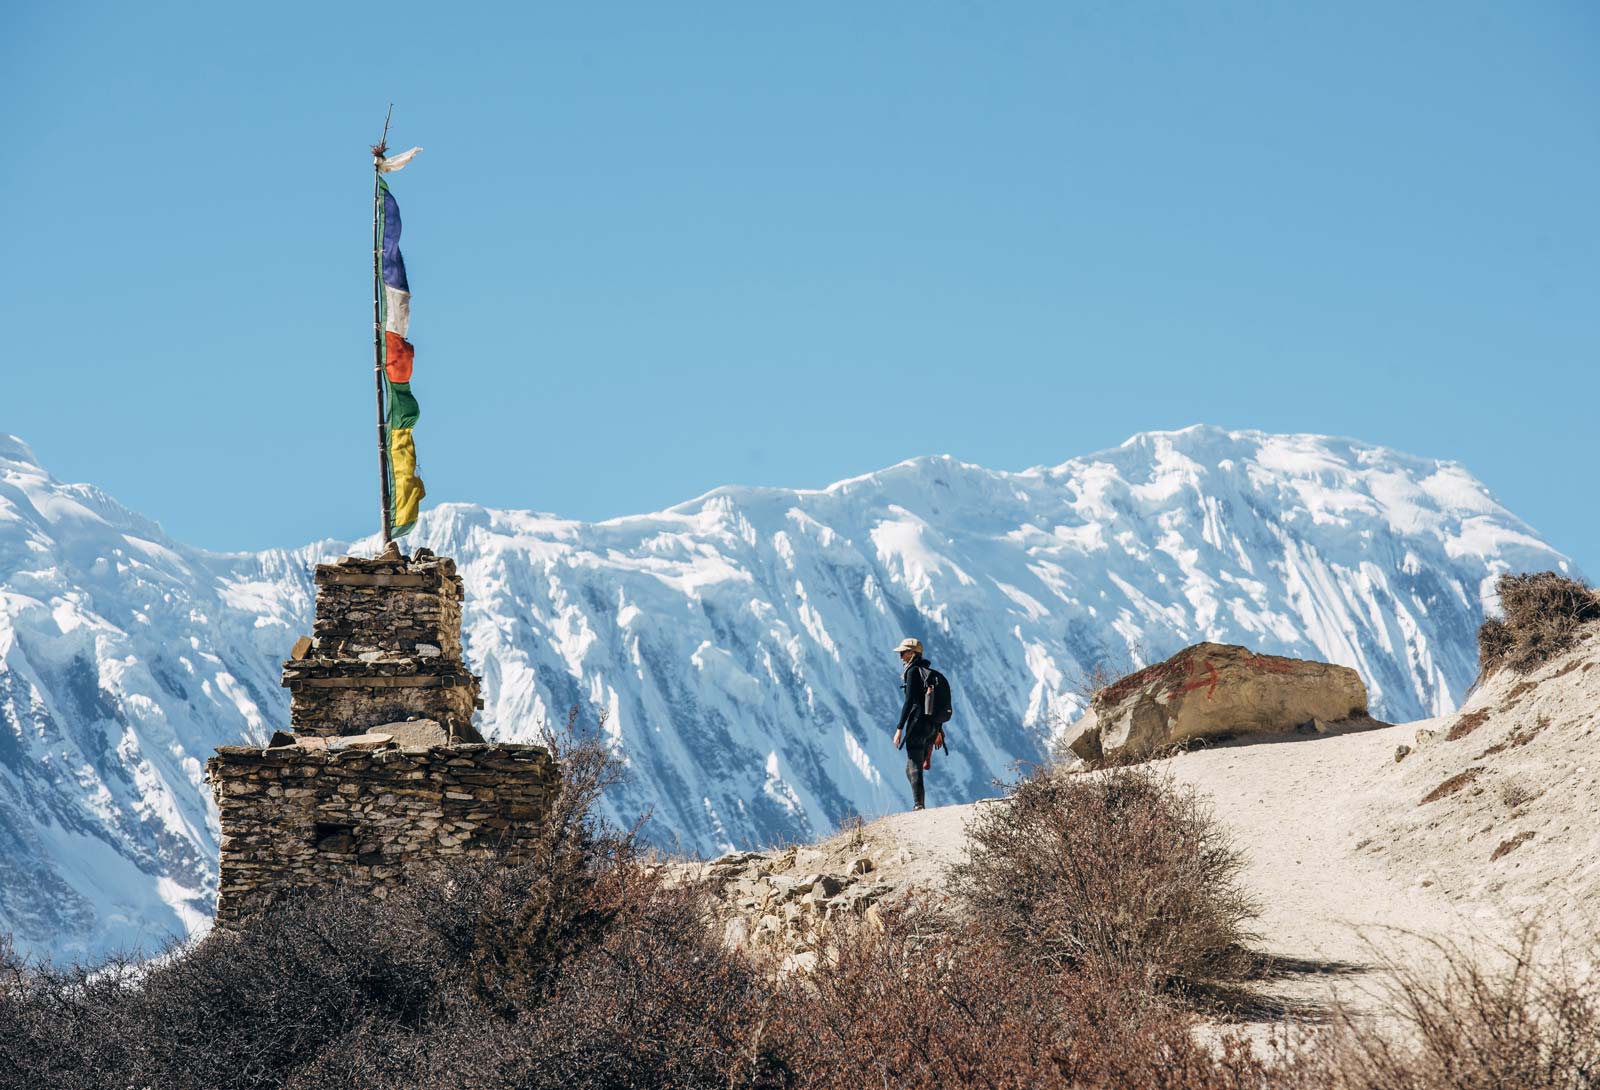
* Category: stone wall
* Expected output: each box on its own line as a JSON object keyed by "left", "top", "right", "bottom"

{"left": 208, "top": 741, "right": 557, "bottom": 927}
{"left": 281, "top": 549, "right": 482, "bottom": 739}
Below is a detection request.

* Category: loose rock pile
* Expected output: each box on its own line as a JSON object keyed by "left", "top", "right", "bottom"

{"left": 672, "top": 832, "right": 938, "bottom": 972}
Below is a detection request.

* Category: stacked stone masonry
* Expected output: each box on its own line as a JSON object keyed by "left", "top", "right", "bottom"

{"left": 209, "top": 547, "right": 557, "bottom": 929}
{"left": 281, "top": 549, "right": 482, "bottom": 739}
{"left": 208, "top": 743, "right": 557, "bottom": 927}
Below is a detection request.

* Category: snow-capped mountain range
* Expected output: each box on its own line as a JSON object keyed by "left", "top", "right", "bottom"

{"left": 0, "top": 426, "right": 1573, "bottom": 961}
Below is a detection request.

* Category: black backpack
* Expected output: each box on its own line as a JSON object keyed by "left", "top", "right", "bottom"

{"left": 921, "top": 666, "right": 954, "bottom": 726}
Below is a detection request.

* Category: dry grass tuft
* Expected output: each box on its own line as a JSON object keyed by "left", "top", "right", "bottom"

{"left": 836, "top": 812, "right": 867, "bottom": 853}
{"left": 1063, "top": 642, "right": 1153, "bottom": 706}
{"left": 1499, "top": 777, "right": 1539, "bottom": 810}
{"left": 1479, "top": 572, "right": 1600, "bottom": 676}
{"left": 1290, "top": 928, "right": 1600, "bottom": 1090}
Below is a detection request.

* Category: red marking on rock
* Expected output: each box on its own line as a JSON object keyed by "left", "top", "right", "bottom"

{"left": 1178, "top": 658, "right": 1220, "bottom": 698}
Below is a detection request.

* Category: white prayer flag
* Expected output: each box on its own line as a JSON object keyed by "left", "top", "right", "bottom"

{"left": 377, "top": 146, "right": 424, "bottom": 174}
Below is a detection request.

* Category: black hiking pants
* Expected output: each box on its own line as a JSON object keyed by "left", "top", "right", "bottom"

{"left": 904, "top": 727, "right": 936, "bottom": 810}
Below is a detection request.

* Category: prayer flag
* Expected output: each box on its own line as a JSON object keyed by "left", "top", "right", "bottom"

{"left": 377, "top": 146, "right": 423, "bottom": 173}
{"left": 377, "top": 177, "right": 425, "bottom": 536}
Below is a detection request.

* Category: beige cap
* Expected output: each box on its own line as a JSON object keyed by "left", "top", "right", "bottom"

{"left": 894, "top": 637, "right": 923, "bottom": 655}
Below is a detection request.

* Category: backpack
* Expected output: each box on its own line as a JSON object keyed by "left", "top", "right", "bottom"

{"left": 920, "top": 666, "right": 954, "bottom": 726}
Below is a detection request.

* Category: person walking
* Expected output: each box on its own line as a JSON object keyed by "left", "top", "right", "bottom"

{"left": 891, "top": 637, "right": 949, "bottom": 811}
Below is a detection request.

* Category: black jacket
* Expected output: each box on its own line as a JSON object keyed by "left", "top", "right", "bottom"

{"left": 895, "top": 656, "right": 934, "bottom": 740}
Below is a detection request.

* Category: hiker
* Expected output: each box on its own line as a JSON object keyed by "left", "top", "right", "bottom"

{"left": 891, "top": 637, "right": 951, "bottom": 811}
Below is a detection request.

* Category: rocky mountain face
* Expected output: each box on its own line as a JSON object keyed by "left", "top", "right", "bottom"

{"left": 0, "top": 426, "right": 1573, "bottom": 960}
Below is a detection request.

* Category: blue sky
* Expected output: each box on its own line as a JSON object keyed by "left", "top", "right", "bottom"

{"left": 4, "top": 2, "right": 1597, "bottom": 570}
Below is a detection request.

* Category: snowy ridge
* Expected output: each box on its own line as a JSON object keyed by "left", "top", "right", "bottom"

{"left": 0, "top": 425, "right": 1573, "bottom": 960}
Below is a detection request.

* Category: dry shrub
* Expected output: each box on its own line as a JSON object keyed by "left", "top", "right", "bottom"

{"left": 233, "top": 867, "right": 777, "bottom": 1090}
{"left": 467, "top": 707, "right": 632, "bottom": 1015}
{"left": 768, "top": 907, "right": 1274, "bottom": 1090}
{"left": 501, "top": 875, "right": 779, "bottom": 1089}
{"left": 1480, "top": 572, "right": 1600, "bottom": 676}
{"left": 951, "top": 766, "right": 1259, "bottom": 992}
{"left": 0, "top": 714, "right": 781, "bottom": 1090}
{"left": 1478, "top": 617, "right": 1515, "bottom": 674}
{"left": 354, "top": 871, "right": 780, "bottom": 1090}
{"left": 1293, "top": 929, "right": 1600, "bottom": 1090}
{"left": 0, "top": 885, "right": 445, "bottom": 1090}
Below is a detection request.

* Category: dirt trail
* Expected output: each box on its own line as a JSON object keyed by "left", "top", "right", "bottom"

{"left": 862, "top": 723, "right": 1529, "bottom": 1022}
{"left": 1154, "top": 721, "right": 1517, "bottom": 1019}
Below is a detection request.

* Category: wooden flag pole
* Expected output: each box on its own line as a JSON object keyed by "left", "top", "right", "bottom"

{"left": 370, "top": 105, "right": 395, "bottom": 546}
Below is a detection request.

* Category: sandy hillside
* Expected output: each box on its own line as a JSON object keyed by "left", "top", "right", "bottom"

{"left": 693, "top": 628, "right": 1600, "bottom": 1016}
{"left": 1359, "top": 627, "right": 1600, "bottom": 927}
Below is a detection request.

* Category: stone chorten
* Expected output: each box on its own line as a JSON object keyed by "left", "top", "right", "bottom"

{"left": 280, "top": 547, "right": 484, "bottom": 742}
{"left": 207, "top": 547, "right": 556, "bottom": 928}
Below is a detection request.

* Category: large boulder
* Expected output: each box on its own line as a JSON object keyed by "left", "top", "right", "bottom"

{"left": 1064, "top": 642, "right": 1369, "bottom": 764}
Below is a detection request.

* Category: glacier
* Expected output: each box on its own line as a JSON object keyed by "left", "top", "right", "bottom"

{"left": 0, "top": 425, "right": 1574, "bottom": 962}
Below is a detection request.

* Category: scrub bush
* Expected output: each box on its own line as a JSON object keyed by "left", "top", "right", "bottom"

{"left": 766, "top": 905, "right": 1275, "bottom": 1090}
{"left": 951, "top": 766, "right": 1259, "bottom": 992}
{"left": 1289, "top": 929, "right": 1600, "bottom": 1090}
{"left": 1479, "top": 572, "right": 1599, "bottom": 675}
